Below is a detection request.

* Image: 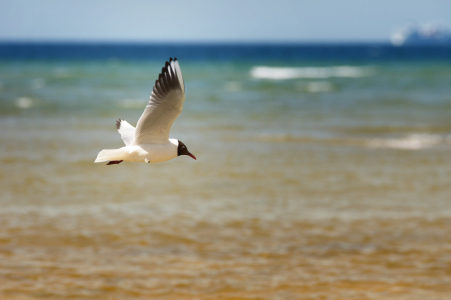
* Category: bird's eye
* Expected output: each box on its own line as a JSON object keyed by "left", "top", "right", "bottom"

{"left": 182, "top": 146, "right": 186, "bottom": 149}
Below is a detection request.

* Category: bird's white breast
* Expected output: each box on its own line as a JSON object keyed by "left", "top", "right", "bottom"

{"left": 123, "top": 139, "right": 178, "bottom": 163}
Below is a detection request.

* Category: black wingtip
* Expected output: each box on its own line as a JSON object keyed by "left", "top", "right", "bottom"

{"left": 151, "top": 57, "right": 181, "bottom": 97}
{"left": 116, "top": 119, "right": 121, "bottom": 130}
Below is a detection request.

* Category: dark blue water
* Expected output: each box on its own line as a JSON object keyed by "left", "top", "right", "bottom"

{"left": 1, "top": 42, "right": 451, "bottom": 61}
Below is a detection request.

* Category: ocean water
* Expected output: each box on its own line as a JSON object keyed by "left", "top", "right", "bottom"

{"left": 0, "top": 43, "right": 451, "bottom": 299}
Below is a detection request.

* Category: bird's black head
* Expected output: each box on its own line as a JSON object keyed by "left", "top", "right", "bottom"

{"left": 177, "top": 140, "right": 196, "bottom": 160}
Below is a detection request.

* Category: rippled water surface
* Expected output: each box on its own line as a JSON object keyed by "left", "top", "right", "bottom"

{"left": 1, "top": 47, "right": 451, "bottom": 299}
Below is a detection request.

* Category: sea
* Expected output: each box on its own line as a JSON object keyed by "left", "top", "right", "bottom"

{"left": 0, "top": 43, "right": 450, "bottom": 299}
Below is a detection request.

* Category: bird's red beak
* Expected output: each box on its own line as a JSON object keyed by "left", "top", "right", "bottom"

{"left": 188, "top": 153, "right": 196, "bottom": 160}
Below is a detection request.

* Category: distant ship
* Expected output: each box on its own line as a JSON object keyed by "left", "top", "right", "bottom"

{"left": 391, "top": 23, "right": 451, "bottom": 46}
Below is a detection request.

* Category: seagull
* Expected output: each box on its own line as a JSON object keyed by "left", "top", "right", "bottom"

{"left": 94, "top": 57, "right": 196, "bottom": 165}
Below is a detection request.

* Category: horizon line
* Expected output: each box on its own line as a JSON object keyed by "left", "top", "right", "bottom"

{"left": 0, "top": 38, "right": 391, "bottom": 45}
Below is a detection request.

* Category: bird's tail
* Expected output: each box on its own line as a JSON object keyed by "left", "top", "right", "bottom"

{"left": 94, "top": 149, "right": 125, "bottom": 163}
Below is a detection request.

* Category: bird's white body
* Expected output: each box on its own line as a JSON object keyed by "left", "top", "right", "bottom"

{"left": 95, "top": 139, "right": 179, "bottom": 163}
{"left": 94, "top": 58, "right": 195, "bottom": 165}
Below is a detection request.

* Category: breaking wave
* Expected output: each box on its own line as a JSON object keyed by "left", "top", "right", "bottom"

{"left": 256, "top": 133, "right": 451, "bottom": 150}
{"left": 365, "top": 134, "right": 449, "bottom": 150}
{"left": 250, "top": 66, "right": 373, "bottom": 80}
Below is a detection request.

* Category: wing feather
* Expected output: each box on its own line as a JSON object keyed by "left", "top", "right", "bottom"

{"left": 116, "top": 119, "right": 136, "bottom": 146}
{"left": 134, "top": 58, "right": 185, "bottom": 145}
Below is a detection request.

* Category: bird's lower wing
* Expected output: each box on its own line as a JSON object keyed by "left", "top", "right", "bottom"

{"left": 116, "top": 119, "right": 136, "bottom": 146}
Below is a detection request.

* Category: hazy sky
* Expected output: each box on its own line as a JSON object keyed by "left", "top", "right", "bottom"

{"left": 1, "top": 0, "right": 451, "bottom": 42}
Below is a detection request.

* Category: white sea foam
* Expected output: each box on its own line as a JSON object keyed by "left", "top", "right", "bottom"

{"left": 256, "top": 132, "right": 450, "bottom": 150}
{"left": 250, "top": 66, "right": 372, "bottom": 80}
{"left": 15, "top": 97, "right": 34, "bottom": 109}
{"left": 366, "top": 134, "right": 443, "bottom": 150}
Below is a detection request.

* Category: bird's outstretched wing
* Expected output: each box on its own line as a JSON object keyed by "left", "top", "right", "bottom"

{"left": 134, "top": 57, "right": 185, "bottom": 145}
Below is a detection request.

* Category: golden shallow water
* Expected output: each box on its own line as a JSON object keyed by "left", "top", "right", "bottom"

{"left": 1, "top": 116, "right": 451, "bottom": 300}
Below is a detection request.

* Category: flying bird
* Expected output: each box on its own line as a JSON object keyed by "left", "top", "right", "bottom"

{"left": 94, "top": 58, "right": 196, "bottom": 165}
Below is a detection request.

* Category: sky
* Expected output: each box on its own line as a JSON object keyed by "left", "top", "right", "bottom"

{"left": 1, "top": 0, "right": 451, "bottom": 42}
